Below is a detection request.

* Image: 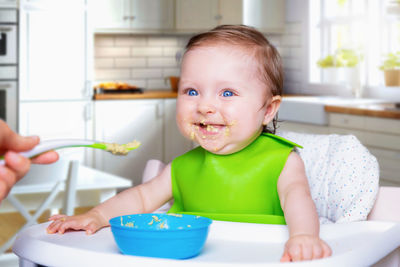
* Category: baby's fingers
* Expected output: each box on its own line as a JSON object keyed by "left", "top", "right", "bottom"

{"left": 48, "top": 214, "right": 66, "bottom": 221}
{"left": 322, "top": 241, "right": 332, "bottom": 258}
{"left": 312, "top": 244, "right": 323, "bottom": 259}
{"left": 280, "top": 251, "right": 291, "bottom": 262}
{"left": 47, "top": 219, "right": 64, "bottom": 234}
{"left": 287, "top": 244, "right": 302, "bottom": 261}
{"left": 85, "top": 222, "right": 101, "bottom": 235}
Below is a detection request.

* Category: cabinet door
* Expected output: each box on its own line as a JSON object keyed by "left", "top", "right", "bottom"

{"left": 89, "top": 0, "right": 129, "bottom": 29}
{"left": 163, "top": 99, "right": 193, "bottom": 163}
{"left": 19, "top": 1, "right": 87, "bottom": 100}
{"left": 243, "top": 0, "right": 285, "bottom": 33}
{"left": 19, "top": 101, "right": 93, "bottom": 163}
{"left": 94, "top": 100, "right": 163, "bottom": 185}
{"left": 131, "top": 0, "right": 174, "bottom": 30}
{"left": 176, "top": 0, "right": 218, "bottom": 30}
{"left": 219, "top": 0, "right": 242, "bottom": 25}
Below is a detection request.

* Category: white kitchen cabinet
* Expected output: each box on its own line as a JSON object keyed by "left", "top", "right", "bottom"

{"left": 328, "top": 113, "right": 400, "bottom": 186}
{"left": 175, "top": 0, "right": 242, "bottom": 31}
{"left": 89, "top": 0, "right": 127, "bottom": 29}
{"left": 19, "top": 0, "right": 89, "bottom": 101}
{"left": 94, "top": 99, "right": 192, "bottom": 186}
{"left": 175, "top": 0, "right": 284, "bottom": 33}
{"left": 94, "top": 100, "right": 164, "bottom": 186}
{"left": 243, "top": 0, "right": 285, "bottom": 33}
{"left": 19, "top": 101, "right": 94, "bottom": 163}
{"left": 90, "top": 0, "right": 174, "bottom": 32}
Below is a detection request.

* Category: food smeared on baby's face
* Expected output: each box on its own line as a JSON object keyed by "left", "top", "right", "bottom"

{"left": 103, "top": 140, "right": 141, "bottom": 155}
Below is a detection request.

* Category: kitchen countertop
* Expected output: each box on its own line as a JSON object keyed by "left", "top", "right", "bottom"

{"left": 93, "top": 90, "right": 177, "bottom": 100}
{"left": 325, "top": 102, "right": 400, "bottom": 119}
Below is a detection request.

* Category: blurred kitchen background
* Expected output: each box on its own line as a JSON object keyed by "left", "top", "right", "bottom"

{"left": 0, "top": 0, "right": 400, "bottom": 264}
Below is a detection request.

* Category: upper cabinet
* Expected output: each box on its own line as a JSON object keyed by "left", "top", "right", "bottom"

{"left": 19, "top": 0, "right": 89, "bottom": 100}
{"left": 90, "top": 0, "right": 284, "bottom": 34}
{"left": 175, "top": 0, "right": 242, "bottom": 31}
{"left": 90, "top": 0, "right": 174, "bottom": 33}
{"left": 243, "top": 0, "right": 285, "bottom": 33}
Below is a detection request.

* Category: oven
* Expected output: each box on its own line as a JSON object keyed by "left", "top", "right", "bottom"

{"left": 0, "top": 7, "right": 18, "bottom": 132}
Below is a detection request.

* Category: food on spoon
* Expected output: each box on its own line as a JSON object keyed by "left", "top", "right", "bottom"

{"left": 102, "top": 140, "right": 141, "bottom": 155}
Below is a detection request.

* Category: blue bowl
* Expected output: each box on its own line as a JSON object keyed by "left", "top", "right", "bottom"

{"left": 109, "top": 213, "right": 212, "bottom": 259}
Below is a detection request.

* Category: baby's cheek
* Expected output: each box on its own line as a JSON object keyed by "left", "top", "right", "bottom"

{"left": 176, "top": 116, "right": 192, "bottom": 138}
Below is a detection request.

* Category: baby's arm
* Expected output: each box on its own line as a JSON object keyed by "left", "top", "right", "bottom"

{"left": 47, "top": 163, "right": 173, "bottom": 235}
{"left": 277, "top": 152, "right": 331, "bottom": 262}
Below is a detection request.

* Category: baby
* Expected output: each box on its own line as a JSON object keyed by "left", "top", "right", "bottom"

{"left": 47, "top": 25, "right": 331, "bottom": 262}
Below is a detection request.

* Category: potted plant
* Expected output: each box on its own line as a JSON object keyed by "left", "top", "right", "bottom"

{"left": 379, "top": 52, "right": 400, "bottom": 86}
{"left": 317, "top": 49, "right": 362, "bottom": 95}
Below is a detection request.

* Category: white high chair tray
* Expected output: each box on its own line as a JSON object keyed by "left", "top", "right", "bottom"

{"left": 13, "top": 220, "right": 400, "bottom": 267}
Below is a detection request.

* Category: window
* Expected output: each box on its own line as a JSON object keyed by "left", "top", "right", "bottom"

{"left": 309, "top": 0, "right": 400, "bottom": 88}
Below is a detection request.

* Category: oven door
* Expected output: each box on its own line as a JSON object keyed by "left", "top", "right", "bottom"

{"left": 0, "top": 81, "right": 17, "bottom": 132}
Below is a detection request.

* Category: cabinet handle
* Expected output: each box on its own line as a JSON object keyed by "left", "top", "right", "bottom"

{"left": 156, "top": 102, "right": 164, "bottom": 119}
{"left": 123, "top": 16, "right": 130, "bottom": 20}
{"left": 84, "top": 103, "right": 93, "bottom": 121}
{"left": 214, "top": 14, "right": 222, "bottom": 20}
{"left": 84, "top": 81, "right": 93, "bottom": 98}
{"left": 130, "top": 16, "right": 136, "bottom": 20}
{"left": 0, "top": 84, "right": 11, "bottom": 90}
{"left": 0, "top": 27, "right": 12, "bottom": 32}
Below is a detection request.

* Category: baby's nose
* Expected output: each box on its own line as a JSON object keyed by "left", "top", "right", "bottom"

{"left": 197, "top": 97, "right": 216, "bottom": 114}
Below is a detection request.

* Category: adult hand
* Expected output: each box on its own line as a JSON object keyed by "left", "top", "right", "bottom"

{"left": 0, "top": 120, "right": 59, "bottom": 202}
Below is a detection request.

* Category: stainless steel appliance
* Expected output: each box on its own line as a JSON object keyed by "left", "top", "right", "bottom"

{"left": 0, "top": 7, "right": 18, "bottom": 131}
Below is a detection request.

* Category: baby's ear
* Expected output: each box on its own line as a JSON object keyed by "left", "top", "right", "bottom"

{"left": 263, "top": 95, "right": 281, "bottom": 125}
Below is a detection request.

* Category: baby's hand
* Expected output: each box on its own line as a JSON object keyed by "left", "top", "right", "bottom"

{"left": 46, "top": 210, "right": 108, "bottom": 235}
{"left": 280, "top": 234, "right": 331, "bottom": 262}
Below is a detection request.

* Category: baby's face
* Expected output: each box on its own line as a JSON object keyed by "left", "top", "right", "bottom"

{"left": 176, "top": 45, "right": 275, "bottom": 155}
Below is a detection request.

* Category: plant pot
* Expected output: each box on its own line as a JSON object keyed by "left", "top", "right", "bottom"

{"left": 384, "top": 69, "right": 400, "bottom": 86}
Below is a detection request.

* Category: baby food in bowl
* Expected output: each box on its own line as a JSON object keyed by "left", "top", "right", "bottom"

{"left": 109, "top": 213, "right": 212, "bottom": 259}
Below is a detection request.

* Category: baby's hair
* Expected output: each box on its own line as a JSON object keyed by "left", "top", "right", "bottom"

{"left": 184, "top": 24, "right": 283, "bottom": 134}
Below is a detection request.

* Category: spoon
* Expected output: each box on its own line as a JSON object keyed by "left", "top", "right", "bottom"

{"left": 0, "top": 139, "right": 141, "bottom": 165}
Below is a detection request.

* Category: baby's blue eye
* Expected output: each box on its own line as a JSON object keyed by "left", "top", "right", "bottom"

{"left": 187, "top": 89, "right": 198, "bottom": 96}
{"left": 222, "top": 90, "right": 234, "bottom": 97}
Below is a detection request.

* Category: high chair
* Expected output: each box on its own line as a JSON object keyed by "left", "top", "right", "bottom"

{"left": 141, "top": 131, "right": 400, "bottom": 266}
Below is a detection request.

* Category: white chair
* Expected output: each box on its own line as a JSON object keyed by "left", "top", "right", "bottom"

{"left": 2, "top": 160, "right": 132, "bottom": 255}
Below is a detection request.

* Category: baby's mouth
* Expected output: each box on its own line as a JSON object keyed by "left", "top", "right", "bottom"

{"left": 194, "top": 122, "right": 225, "bottom": 135}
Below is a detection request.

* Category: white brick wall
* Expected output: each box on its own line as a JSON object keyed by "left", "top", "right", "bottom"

{"left": 93, "top": 22, "right": 305, "bottom": 93}
{"left": 273, "top": 22, "right": 305, "bottom": 95}
{"left": 94, "top": 35, "right": 183, "bottom": 90}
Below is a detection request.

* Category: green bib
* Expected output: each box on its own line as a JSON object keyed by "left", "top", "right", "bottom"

{"left": 168, "top": 133, "right": 302, "bottom": 224}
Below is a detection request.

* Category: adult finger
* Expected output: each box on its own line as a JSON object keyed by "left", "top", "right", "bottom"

{"left": 0, "top": 164, "right": 19, "bottom": 200}
{"left": 4, "top": 151, "right": 31, "bottom": 181}
{"left": 0, "top": 122, "right": 39, "bottom": 152}
{"left": 31, "top": 151, "right": 59, "bottom": 164}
